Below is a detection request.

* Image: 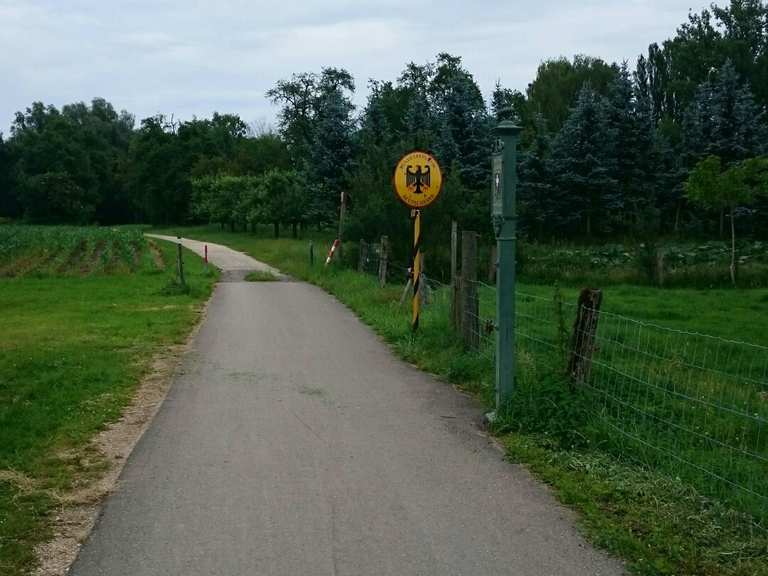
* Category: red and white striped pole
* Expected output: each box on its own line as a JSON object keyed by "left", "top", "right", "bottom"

{"left": 325, "top": 239, "right": 340, "bottom": 266}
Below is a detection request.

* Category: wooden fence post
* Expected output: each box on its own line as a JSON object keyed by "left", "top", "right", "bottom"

{"left": 461, "top": 231, "right": 479, "bottom": 349}
{"left": 358, "top": 239, "right": 368, "bottom": 273}
{"left": 451, "top": 221, "right": 460, "bottom": 329}
{"left": 378, "top": 236, "right": 389, "bottom": 287}
{"left": 568, "top": 288, "right": 603, "bottom": 384}
{"left": 176, "top": 237, "right": 186, "bottom": 287}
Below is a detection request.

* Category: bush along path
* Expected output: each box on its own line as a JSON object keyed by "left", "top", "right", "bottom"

{"left": 69, "top": 235, "right": 622, "bottom": 576}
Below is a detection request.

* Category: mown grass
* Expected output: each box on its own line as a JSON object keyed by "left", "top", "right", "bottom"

{"left": 504, "top": 434, "right": 768, "bottom": 576}
{"left": 245, "top": 270, "right": 280, "bottom": 282}
{"left": 0, "top": 233, "right": 216, "bottom": 576}
{"left": 154, "top": 224, "right": 768, "bottom": 576}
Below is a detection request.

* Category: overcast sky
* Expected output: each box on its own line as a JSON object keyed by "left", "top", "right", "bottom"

{"left": 1, "top": 0, "right": 702, "bottom": 134}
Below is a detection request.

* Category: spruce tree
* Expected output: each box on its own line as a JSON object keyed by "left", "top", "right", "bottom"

{"left": 429, "top": 54, "right": 491, "bottom": 189}
{"left": 399, "top": 62, "right": 435, "bottom": 149}
{"left": 309, "top": 88, "right": 356, "bottom": 227}
{"left": 684, "top": 60, "right": 766, "bottom": 167}
{"left": 652, "top": 131, "right": 688, "bottom": 232}
{"left": 518, "top": 113, "right": 552, "bottom": 239}
{"left": 491, "top": 81, "right": 526, "bottom": 124}
{"left": 607, "top": 62, "right": 657, "bottom": 231}
{"left": 548, "top": 86, "right": 619, "bottom": 236}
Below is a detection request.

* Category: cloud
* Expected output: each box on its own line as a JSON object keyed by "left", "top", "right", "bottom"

{"left": 0, "top": 0, "right": 699, "bottom": 133}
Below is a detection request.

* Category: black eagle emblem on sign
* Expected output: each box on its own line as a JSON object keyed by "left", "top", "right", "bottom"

{"left": 406, "top": 165, "right": 431, "bottom": 194}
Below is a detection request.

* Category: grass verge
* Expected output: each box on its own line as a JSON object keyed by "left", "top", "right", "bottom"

{"left": 153, "top": 225, "right": 768, "bottom": 576}
{"left": 0, "top": 238, "right": 216, "bottom": 576}
{"left": 245, "top": 270, "right": 279, "bottom": 282}
{"left": 504, "top": 434, "right": 767, "bottom": 576}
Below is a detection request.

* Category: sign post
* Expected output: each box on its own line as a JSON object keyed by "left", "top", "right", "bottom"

{"left": 392, "top": 150, "right": 443, "bottom": 331}
{"left": 411, "top": 208, "right": 422, "bottom": 329}
{"left": 490, "top": 121, "right": 522, "bottom": 419}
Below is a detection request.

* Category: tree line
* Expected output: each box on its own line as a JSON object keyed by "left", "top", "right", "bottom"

{"left": 1, "top": 0, "right": 767, "bottom": 263}
{"left": 0, "top": 103, "right": 292, "bottom": 226}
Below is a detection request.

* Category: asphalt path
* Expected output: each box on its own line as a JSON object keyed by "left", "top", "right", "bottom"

{"left": 70, "top": 236, "right": 623, "bottom": 576}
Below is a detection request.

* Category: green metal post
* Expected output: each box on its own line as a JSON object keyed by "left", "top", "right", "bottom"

{"left": 492, "top": 121, "right": 522, "bottom": 417}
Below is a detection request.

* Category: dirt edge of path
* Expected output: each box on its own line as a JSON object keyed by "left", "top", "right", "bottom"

{"left": 31, "top": 294, "right": 214, "bottom": 576}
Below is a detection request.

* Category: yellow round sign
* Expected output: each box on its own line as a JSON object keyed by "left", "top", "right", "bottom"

{"left": 392, "top": 150, "right": 443, "bottom": 209}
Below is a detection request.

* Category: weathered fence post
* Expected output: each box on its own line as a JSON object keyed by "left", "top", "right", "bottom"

{"left": 378, "top": 235, "right": 389, "bottom": 288}
{"left": 176, "top": 237, "right": 186, "bottom": 287}
{"left": 461, "top": 231, "right": 479, "bottom": 349}
{"left": 568, "top": 288, "right": 603, "bottom": 384}
{"left": 358, "top": 239, "right": 368, "bottom": 273}
{"left": 451, "top": 221, "right": 460, "bottom": 329}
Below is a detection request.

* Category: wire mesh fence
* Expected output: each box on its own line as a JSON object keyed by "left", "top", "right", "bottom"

{"left": 353, "top": 254, "right": 768, "bottom": 527}
{"left": 358, "top": 242, "right": 382, "bottom": 275}
{"left": 356, "top": 241, "right": 412, "bottom": 284}
{"left": 512, "top": 286, "right": 768, "bottom": 528}
{"left": 453, "top": 282, "right": 766, "bottom": 528}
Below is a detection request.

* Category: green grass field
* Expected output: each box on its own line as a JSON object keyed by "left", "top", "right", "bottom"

{"left": 0, "top": 228, "right": 216, "bottom": 576}
{"left": 155, "top": 225, "right": 768, "bottom": 576}
{"left": 519, "top": 239, "right": 768, "bottom": 288}
{"left": 244, "top": 270, "right": 280, "bottom": 282}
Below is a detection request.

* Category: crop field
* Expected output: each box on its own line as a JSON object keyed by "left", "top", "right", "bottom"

{"left": 0, "top": 225, "right": 158, "bottom": 278}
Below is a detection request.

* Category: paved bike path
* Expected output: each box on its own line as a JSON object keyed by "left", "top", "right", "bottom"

{"left": 70, "top": 237, "right": 623, "bottom": 575}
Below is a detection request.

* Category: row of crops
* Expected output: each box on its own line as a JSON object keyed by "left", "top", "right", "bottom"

{"left": 0, "top": 225, "right": 163, "bottom": 277}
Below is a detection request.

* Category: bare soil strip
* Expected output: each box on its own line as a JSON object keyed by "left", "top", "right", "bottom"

{"left": 57, "top": 241, "right": 87, "bottom": 275}
{"left": 147, "top": 239, "right": 166, "bottom": 270}
{"left": 80, "top": 241, "right": 105, "bottom": 275}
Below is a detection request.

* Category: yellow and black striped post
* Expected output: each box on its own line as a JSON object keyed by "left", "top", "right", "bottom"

{"left": 411, "top": 209, "right": 421, "bottom": 331}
